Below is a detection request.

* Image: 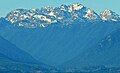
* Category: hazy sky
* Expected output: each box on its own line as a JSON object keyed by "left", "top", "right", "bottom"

{"left": 0, "top": 0, "right": 119, "bottom": 17}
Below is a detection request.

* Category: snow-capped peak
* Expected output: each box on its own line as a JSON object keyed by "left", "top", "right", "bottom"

{"left": 100, "top": 9, "right": 120, "bottom": 21}
{"left": 43, "top": 6, "right": 54, "bottom": 12}
{"left": 5, "top": 3, "right": 120, "bottom": 28}
{"left": 84, "top": 8, "right": 98, "bottom": 20}
{"left": 68, "top": 3, "right": 84, "bottom": 12}
{"left": 60, "top": 4, "right": 68, "bottom": 11}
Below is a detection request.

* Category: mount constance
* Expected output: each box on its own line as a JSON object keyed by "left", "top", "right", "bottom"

{"left": 0, "top": 3, "right": 120, "bottom": 73}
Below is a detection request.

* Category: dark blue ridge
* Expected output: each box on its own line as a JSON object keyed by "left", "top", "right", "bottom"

{"left": 60, "top": 27, "right": 120, "bottom": 69}
{"left": 0, "top": 52, "right": 10, "bottom": 60}
{"left": 0, "top": 35, "right": 59, "bottom": 72}
{"left": 0, "top": 36, "right": 39, "bottom": 64}
{"left": 0, "top": 18, "right": 10, "bottom": 27}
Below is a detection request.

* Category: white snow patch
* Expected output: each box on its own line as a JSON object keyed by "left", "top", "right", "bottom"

{"left": 34, "top": 15, "right": 52, "bottom": 23}
{"left": 48, "top": 12, "right": 56, "bottom": 17}
{"left": 84, "top": 9, "right": 97, "bottom": 19}
{"left": 68, "top": 3, "right": 83, "bottom": 12}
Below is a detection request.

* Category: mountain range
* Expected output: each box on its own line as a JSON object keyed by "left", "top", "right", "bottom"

{"left": 0, "top": 3, "right": 120, "bottom": 72}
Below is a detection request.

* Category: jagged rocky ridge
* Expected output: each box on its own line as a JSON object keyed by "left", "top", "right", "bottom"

{"left": 5, "top": 3, "right": 120, "bottom": 28}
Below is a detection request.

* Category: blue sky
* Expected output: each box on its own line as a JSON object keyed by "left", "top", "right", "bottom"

{"left": 0, "top": 0, "right": 119, "bottom": 17}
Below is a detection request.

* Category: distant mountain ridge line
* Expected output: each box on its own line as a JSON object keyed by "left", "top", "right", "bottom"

{"left": 2, "top": 3, "right": 119, "bottom": 28}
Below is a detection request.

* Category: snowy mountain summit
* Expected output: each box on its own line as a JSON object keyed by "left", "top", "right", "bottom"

{"left": 5, "top": 3, "right": 120, "bottom": 28}
{"left": 100, "top": 9, "right": 120, "bottom": 21}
